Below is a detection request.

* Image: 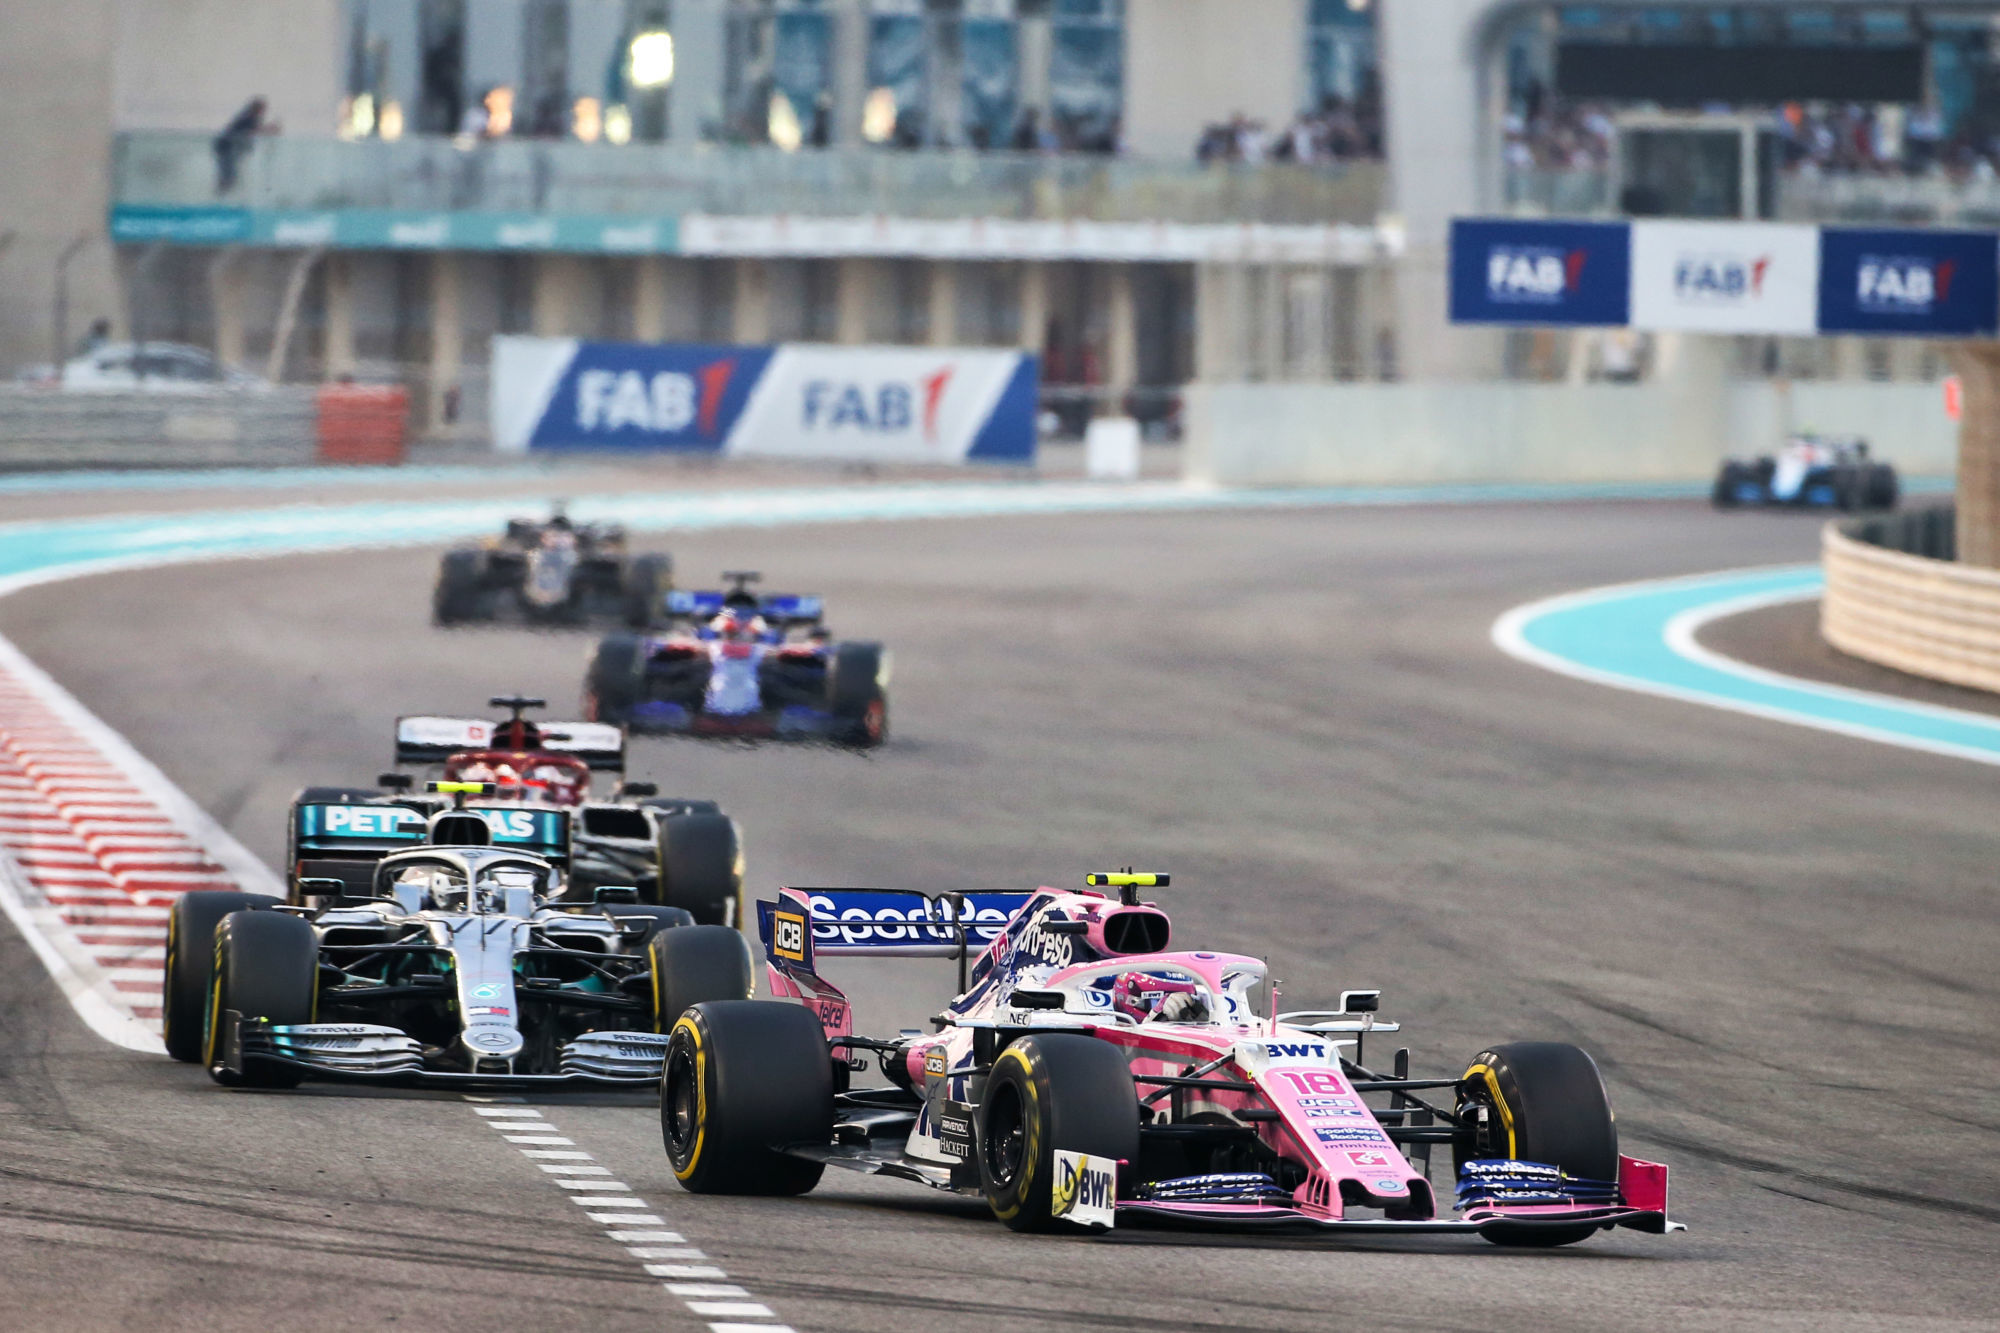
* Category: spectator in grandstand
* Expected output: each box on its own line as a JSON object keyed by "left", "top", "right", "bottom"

{"left": 212, "top": 96, "right": 276, "bottom": 194}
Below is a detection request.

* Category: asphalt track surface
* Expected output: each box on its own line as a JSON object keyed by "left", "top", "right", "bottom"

{"left": 1, "top": 489, "right": 1995, "bottom": 1332}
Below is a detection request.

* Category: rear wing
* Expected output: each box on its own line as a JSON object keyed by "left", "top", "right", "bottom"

{"left": 393, "top": 715, "right": 626, "bottom": 771}
{"left": 756, "top": 887, "right": 1036, "bottom": 964}
{"left": 666, "top": 590, "right": 824, "bottom": 626}
{"left": 294, "top": 801, "right": 572, "bottom": 864}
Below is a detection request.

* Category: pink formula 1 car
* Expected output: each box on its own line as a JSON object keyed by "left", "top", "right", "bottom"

{"left": 658, "top": 874, "right": 1684, "bottom": 1244}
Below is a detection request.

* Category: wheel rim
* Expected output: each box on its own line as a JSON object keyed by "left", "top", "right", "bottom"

{"left": 982, "top": 1080, "right": 1027, "bottom": 1190}
{"left": 863, "top": 698, "right": 886, "bottom": 743}
{"left": 663, "top": 1043, "right": 700, "bottom": 1162}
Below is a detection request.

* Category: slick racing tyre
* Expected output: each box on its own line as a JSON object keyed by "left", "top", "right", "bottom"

{"left": 825, "top": 641, "right": 889, "bottom": 748}
{"left": 204, "top": 910, "right": 319, "bottom": 1089}
{"left": 585, "top": 633, "right": 647, "bottom": 724}
{"left": 977, "top": 1033, "right": 1141, "bottom": 1232}
{"left": 625, "top": 553, "right": 674, "bottom": 628}
{"left": 1867, "top": 463, "right": 1899, "bottom": 510}
{"left": 433, "top": 549, "right": 485, "bottom": 625}
{"left": 1456, "top": 1041, "right": 1619, "bottom": 1248}
{"left": 648, "top": 924, "right": 754, "bottom": 1030}
{"left": 1710, "top": 462, "right": 1744, "bottom": 508}
{"left": 658, "top": 812, "right": 743, "bottom": 924}
{"left": 662, "top": 1000, "right": 831, "bottom": 1195}
{"left": 163, "top": 891, "right": 278, "bottom": 1063}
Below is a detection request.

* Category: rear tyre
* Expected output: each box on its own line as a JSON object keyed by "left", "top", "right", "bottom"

{"left": 647, "top": 924, "right": 755, "bottom": 1030}
{"left": 977, "top": 1033, "right": 1141, "bottom": 1232}
{"left": 433, "top": 549, "right": 485, "bottom": 625}
{"left": 661, "top": 1000, "right": 831, "bottom": 1195}
{"left": 826, "top": 642, "right": 889, "bottom": 748}
{"left": 625, "top": 553, "right": 674, "bottom": 628}
{"left": 585, "top": 633, "right": 648, "bottom": 724}
{"left": 1868, "top": 464, "right": 1899, "bottom": 510}
{"left": 204, "top": 910, "right": 318, "bottom": 1089}
{"left": 163, "top": 891, "right": 277, "bottom": 1063}
{"left": 1455, "top": 1041, "right": 1619, "bottom": 1248}
{"left": 659, "top": 812, "right": 743, "bottom": 924}
{"left": 1710, "top": 462, "right": 1744, "bottom": 509}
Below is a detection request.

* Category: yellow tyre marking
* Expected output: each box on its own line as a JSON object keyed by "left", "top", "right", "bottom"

{"left": 989, "top": 1046, "right": 1039, "bottom": 1221}
{"left": 649, "top": 938, "right": 665, "bottom": 1033}
{"left": 1465, "top": 1061, "right": 1517, "bottom": 1158}
{"left": 162, "top": 911, "right": 179, "bottom": 1048}
{"left": 670, "top": 1014, "right": 707, "bottom": 1181}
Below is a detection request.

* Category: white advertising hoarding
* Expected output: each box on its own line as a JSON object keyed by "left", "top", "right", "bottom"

{"left": 1629, "top": 221, "right": 1820, "bottom": 335}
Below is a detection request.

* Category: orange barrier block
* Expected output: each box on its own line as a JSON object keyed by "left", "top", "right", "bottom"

{"left": 315, "top": 384, "right": 409, "bottom": 464}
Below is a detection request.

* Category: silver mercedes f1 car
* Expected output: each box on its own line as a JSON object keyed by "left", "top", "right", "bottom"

{"left": 163, "top": 785, "right": 754, "bottom": 1088}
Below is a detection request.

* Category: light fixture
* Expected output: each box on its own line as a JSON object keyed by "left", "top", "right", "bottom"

{"left": 604, "top": 103, "right": 634, "bottom": 145}
{"left": 629, "top": 30, "right": 675, "bottom": 89}
{"left": 861, "top": 87, "right": 897, "bottom": 143}
{"left": 485, "top": 86, "right": 514, "bottom": 137}
{"left": 346, "top": 92, "right": 376, "bottom": 139}
{"left": 573, "top": 96, "right": 602, "bottom": 142}
{"left": 768, "top": 92, "right": 803, "bottom": 152}
{"left": 378, "top": 99, "right": 404, "bottom": 140}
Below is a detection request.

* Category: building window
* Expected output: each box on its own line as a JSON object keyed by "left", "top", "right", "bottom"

{"left": 1049, "top": 0, "right": 1121, "bottom": 152}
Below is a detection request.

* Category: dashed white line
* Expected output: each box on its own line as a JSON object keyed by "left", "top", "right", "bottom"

{"left": 465, "top": 1096, "right": 796, "bottom": 1333}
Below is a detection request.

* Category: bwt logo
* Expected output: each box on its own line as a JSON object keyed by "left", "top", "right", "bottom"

{"left": 1486, "top": 246, "right": 1587, "bottom": 303}
{"left": 1858, "top": 256, "right": 1954, "bottom": 313}
{"left": 802, "top": 369, "right": 953, "bottom": 441}
{"left": 574, "top": 359, "right": 737, "bottom": 437}
{"left": 1674, "top": 253, "right": 1770, "bottom": 303}
{"left": 1052, "top": 1154, "right": 1114, "bottom": 1219}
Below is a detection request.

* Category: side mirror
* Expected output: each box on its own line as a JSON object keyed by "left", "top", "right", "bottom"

{"left": 296, "top": 876, "right": 347, "bottom": 901}
{"left": 594, "top": 885, "right": 641, "bottom": 904}
{"left": 1012, "top": 990, "right": 1066, "bottom": 1010}
{"left": 378, "top": 772, "right": 414, "bottom": 791}
{"left": 617, "top": 781, "right": 658, "bottom": 799}
{"left": 1339, "top": 989, "right": 1381, "bottom": 1015}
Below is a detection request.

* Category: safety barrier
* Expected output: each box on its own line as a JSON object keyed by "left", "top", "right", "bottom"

{"left": 1821, "top": 506, "right": 2000, "bottom": 693}
{"left": 0, "top": 387, "right": 318, "bottom": 469}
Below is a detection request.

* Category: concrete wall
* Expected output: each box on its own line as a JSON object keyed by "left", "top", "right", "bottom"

{"left": 112, "top": 0, "right": 341, "bottom": 133}
{"left": 1124, "top": 0, "right": 1307, "bottom": 160}
{"left": 1185, "top": 380, "right": 1959, "bottom": 488}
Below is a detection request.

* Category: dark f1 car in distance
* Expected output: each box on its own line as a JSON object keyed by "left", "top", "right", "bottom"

{"left": 658, "top": 872, "right": 1682, "bottom": 1246}
{"left": 163, "top": 785, "right": 757, "bottom": 1088}
{"left": 286, "top": 697, "right": 743, "bottom": 924}
{"left": 585, "top": 572, "right": 889, "bottom": 748}
{"left": 1713, "top": 434, "right": 1898, "bottom": 510}
{"left": 434, "top": 507, "right": 673, "bottom": 627}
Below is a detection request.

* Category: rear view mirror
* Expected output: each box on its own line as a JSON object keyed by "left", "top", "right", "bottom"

{"left": 1339, "top": 989, "right": 1381, "bottom": 1015}
{"left": 296, "top": 876, "right": 347, "bottom": 901}
{"left": 617, "top": 781, "right": 658, "bottom": 799}
{"left": 594, "top": 885, "right": 641, "bottom": 904}
{"left": 377, "top": 772, "right": 414, "bottom": 791}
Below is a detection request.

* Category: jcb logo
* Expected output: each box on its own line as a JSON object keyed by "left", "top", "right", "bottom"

{"left": 773, "top": 911, "right": 807, "bottom": 962}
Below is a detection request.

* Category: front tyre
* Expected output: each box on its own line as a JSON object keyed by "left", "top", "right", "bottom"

{"left": 585, "top": 633, "right": 647, "bottom": 724}
{"left": 826, "top": 641, "right": 889, "bottom": 748}
{"left": 204, "top": 910, "right": 319, "bottom": 1088}
{"left": 433, "top": 549, "right": 485, "bottom": 625}
{"left": 661, "top": 1000, "right": 831, "bottom": 1195}
{"left": 163, "top": 891, "right": 278, "bottom": 1063}
{"left": 658, "top": 812, "right": 743, "bottom": 924}
{"left": 977, "top": 1033, "right": 1140, "bottom": 1232}
{"left": 625, "top": 553, "right": 674, "bottom": 628}
{"left": 1456, "top": 1041, "right": 1619, "bottom": 1248}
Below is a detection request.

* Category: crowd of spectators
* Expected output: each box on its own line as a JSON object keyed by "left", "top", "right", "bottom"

{"left": 1195, "top": 88, "right": 1382, "bottom": 165}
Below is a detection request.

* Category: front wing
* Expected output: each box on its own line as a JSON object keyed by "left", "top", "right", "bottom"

{"left": 211, "top": 1012, "right": 668, "bottom": 1087}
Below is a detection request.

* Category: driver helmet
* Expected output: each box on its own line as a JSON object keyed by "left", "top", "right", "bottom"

{"left": 489, "top": 762, "right": 522, "bottom": 793}
{"left": 456, "top": 760, "right": 498, "bottom": 784}
{"left": 1108, "top": 971, "right": 1209, "bottom": 1024}
{"left": 710, "top": 609, "right": 767, "bottom": 643}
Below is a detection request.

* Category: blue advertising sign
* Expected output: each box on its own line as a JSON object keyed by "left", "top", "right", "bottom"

{"left": 1817, "top": 227, "right": 2000, "bottom": 337}
{"left": 1449, "top": 219, "right": 1632, "bottom": 326}
{"left": 528, "top": 342, "right": 773, "bottom": 452}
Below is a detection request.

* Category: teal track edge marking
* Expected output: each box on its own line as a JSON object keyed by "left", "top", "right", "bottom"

{"left": 1493, "top": 563, "right": 2000, "bottom": 767}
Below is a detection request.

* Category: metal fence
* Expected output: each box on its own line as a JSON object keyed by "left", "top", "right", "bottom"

{"left": 0, "top": 387, "right": 320, "bottom": 469}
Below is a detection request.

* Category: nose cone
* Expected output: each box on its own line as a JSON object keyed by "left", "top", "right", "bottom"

{"left": 462, "top": 1025, "right": 525, "bottom": 1063}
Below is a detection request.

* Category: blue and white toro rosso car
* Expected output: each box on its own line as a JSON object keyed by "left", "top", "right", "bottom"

{"left": 1713, "top": 434, "right": 1897, "bottom": 510}
{"left": 584, "top": 572, "right": 888, "bottom": 748}
{"left": 655, "top": 873, "right": 1683, "bottom": 1245}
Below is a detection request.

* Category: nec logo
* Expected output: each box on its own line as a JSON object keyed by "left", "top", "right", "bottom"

{"left": 1675, "top": 253, "right": 1770, "bottom": 303}
{"left": 575, "top": 359, "right": 736, "bottom": 437}
{"left": 1858, "top": 256, "right": 1954, "bottom": 313}
{"left": 772, "top": 911, "right": 807, "bottom": 962}
{"left": 1486, "top": 246, "right": 1587, "bottom": 303}
{"left": 802, "top": 369, "right": 952, "bottom": 441}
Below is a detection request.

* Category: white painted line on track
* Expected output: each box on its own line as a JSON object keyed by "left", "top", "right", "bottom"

{"left": 466, "top": 1097, "right": 795, "bottom": 1332}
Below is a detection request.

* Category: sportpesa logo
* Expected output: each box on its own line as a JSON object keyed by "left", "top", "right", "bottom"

{"left": 1486, "top": 245, "right": 1588, "bottom": 304}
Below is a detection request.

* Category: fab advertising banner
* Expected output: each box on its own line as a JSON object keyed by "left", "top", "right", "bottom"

{"left": 1628, "top": 220, "right": 1820, "bottom": 335}
{"left": 490, "top": 337, "right": 1038, "bottom": 463}
{"left": 1816, "top": 228, "right": 2000, "bottom": 337}
{"left": 1448, "top": 219, "right": 1632, "bottom": 326}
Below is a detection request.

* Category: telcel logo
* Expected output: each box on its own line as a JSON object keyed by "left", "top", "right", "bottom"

{"left": 1674, "top": 253, "right": 1770, "bottom": 303}
{"left": 1486, "top": 246, "right": 1585, "bottom": 303}
{"left": 1858, "top": 256, "right": 1953, "bottom": 313}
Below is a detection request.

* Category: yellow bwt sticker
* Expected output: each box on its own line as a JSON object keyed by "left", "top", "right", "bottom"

{"left": 772, "top": 910, "right": 808, "bottom": 962}
{"left": 1085, "top": 872, "right": 1169, "bottom": 889}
